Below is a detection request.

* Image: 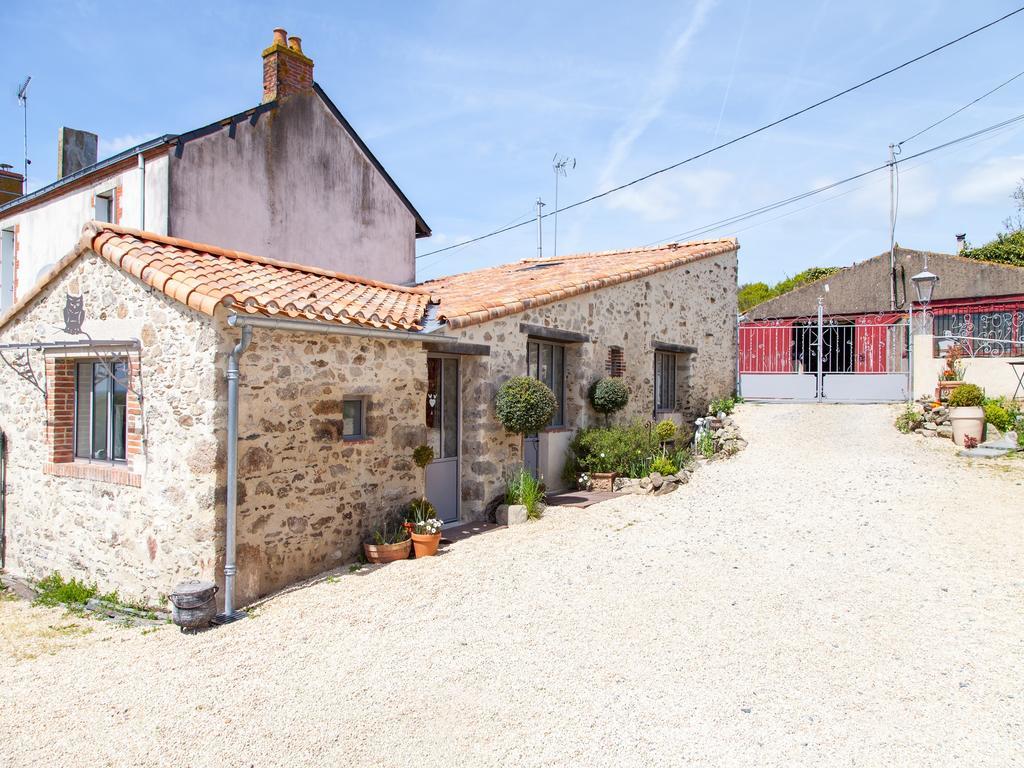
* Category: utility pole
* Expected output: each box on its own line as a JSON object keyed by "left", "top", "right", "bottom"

{"left": 888, "top": 142, "right": 898, "bottom": 311}
{"left": 552, "top": 155, "right": 575, "bottom": 259}
{"left": 535, "top": 197, "right": 545, "bottom": 259}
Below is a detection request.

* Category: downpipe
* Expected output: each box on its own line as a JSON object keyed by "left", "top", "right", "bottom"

{"left": 137, "top": 153, "right": 145, "bottom": 230}
{"left": 215, "top": 324, "right": 253, "bottom": 624}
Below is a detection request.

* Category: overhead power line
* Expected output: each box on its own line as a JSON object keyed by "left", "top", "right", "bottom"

{"left": 416, "top": 6, "right": 1024, "bottom": 261}
{"left": 642, "top": 111, "right": 1024, "bottom": 246}
{"left": 898, "top": 68, "right": 1024, "bottom": 146}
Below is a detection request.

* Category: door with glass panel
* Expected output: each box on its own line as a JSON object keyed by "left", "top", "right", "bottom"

{"left": 425, "top": 357, "right": 460, "bottom": 524}
{"left": 524, "top": 340, "right": 565, "bottom": 478}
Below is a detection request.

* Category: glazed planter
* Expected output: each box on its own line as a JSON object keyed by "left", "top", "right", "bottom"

{"left": 591, "top": 472, "right": 618, "bottom": 492}
{"left": 949, "top": 406, "right": 985, "bottom": 447}
{"left": 936, "top": 381, "right": 964, "bottom": 402}
{"left": 411, "top": 531, "right": 442, "bottom": 558}
{"left": 363, "top": 538, "right": 412, "bottom": 564}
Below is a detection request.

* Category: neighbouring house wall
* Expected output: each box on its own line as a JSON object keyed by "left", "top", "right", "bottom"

{"left": 170, "top": 90, "right": 418, "bottom": 285}
{"left": 223, "top": 327, "right": 427, "bottom": 604}
{"left": 748, "top": 249, "right": 1024, "bottom": 320}
{"left": 912, "top": 334, "right": 1024, "bottom": 399}
{"left": 0, "top": 154, "right": 170, "bottom": 305}
{"left": 0, "top": 250, "right": 220, "bottom": 604}
{"left": 453, "top": 249, "right": 738, "bottom": 515}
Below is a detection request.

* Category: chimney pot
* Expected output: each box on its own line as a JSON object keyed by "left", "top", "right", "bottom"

{"left": 262, "top": 31, "right": 314, "bottom": 103}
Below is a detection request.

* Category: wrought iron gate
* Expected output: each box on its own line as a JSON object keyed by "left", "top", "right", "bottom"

{"left": 738, "top": 304, "right": 910, "bottom": 402}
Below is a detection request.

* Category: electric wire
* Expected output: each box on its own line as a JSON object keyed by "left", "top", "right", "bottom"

{"left": 416, "top": 7, "right": 1024, "bottom": 260}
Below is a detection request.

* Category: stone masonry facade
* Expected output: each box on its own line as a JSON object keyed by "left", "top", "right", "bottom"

{"left": 0, "top": 252, "right": 221, "bottom": 605}
{"left": 453, "top": 249, "right": 739, "bottom": 518}
{"left": 223, "top": 328, "right": 427, "bottom": 604}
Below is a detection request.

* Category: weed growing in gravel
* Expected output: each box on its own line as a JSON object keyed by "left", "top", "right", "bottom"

{"left": 697, "top": 430, "right": 715, "bottom": 459}
{"left": 895, "top": 405, "right": 923, "bottom": 434}
{"left": 33, "top": 573, "right": 100, "bottom": 608}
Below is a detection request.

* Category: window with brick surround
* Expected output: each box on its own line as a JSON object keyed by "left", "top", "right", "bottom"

{"left": 45, "top": 354, "right": 143, "bottom": 485}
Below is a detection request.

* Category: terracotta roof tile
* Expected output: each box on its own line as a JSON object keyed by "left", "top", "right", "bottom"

{"left": 84, "top": 223, "right": 431, "bottom": 330}
{"left": 423, "top": 239, "right": 738, "bottom": 329}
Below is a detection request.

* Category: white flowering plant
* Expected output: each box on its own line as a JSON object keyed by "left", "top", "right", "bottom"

{"left": 413, "top": 517, "right": 443, "bottom": 536}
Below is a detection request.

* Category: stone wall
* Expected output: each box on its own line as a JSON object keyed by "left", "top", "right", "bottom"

{"left": 223, "top": 328, "right": 427, "bottom": 604}
{"left": 0, "top": 251, "right": 221, "bottom": 604}
{"left": 453, "top": 249, "right": 738, "bottom": 517}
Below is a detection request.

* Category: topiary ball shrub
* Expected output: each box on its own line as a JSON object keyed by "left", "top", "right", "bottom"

{"left": 654, "top": 418, "right": 676, "bottom": 444}
{"left": 948, "top": 383, "right": 985, "bottom": 408}
{"left": 588, "top": 377, "right": 629, "bottom": 415}
{"left": 412, "top": 444, "right": 435, "bottom": 469}
{"left": 495, "top": 376, "right": 557, "bottom": 435}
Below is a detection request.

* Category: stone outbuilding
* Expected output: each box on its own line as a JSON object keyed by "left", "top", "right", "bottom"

{"left": 0, "top": 223, "right": 737, "bottom": 608}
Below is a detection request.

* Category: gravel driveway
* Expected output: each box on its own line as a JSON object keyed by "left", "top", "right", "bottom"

{"left": 1, "top": 404, "right": 1021, "bottom": 767}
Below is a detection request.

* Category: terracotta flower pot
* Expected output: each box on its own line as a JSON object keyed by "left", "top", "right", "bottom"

{"left": 411, "top": 531, "right": 442, "bottom": 558}
{"left": 591, "top": 472, "right": 618, "bottom": 492}
{"left": 363, "top": 538, "right": 411, "bottom": 564}
{"left": 949, "top": 406, "right": 985, "bottom": 447}
{"left": 936, "top": 380, "right": 963, "bottom": 402}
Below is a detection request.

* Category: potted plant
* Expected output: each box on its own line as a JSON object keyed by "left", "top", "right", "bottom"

{"left": 410, "top": 445, "right": 443, "bottom": 557}
{"left": 935, "top": 345, "right": 965, "bottom": 402}
{"left": 497, "top": 466, "right": 546, "bottom": 525}
{"left": 363, "top": 521, "right": 411, "bottom": 564}
{"left": 947, "top": 383, "right": 985, "bottom": 446}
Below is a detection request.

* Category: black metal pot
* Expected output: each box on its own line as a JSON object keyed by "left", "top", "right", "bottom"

{"left": 169, "top": 580, "right": 218, "bottom": 630}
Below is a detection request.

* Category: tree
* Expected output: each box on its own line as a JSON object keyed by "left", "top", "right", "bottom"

{"left": 738, "top": 267, "right": 841, "bottom": 312}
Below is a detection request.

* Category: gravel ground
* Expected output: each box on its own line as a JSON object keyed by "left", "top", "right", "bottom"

{"left": 1, "top": 403, "right": 1021, "bottom": 767}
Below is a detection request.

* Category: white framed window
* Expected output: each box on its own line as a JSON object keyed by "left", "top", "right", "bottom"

{"left": 0, "top": 227, "right": 14, "bottom": 311}
{"left": 342, "top": 397, "right": 366, "bottom": 440}
{"left": 527, "top": 340, "right": 565, "bottom": 427}
{"left": 95, "top": 190, "right": 115, "bottom": 223}
{"left": 75, "top": 360, "right": 129, "bottom": 462}
{"left": 654, "top": 352, "right": 678, "bottom": 412}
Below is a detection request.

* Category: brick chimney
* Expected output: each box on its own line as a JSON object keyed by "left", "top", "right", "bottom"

{"left": 262, "top": 28, "right": 314, "bottom": 103}
{"left": 0, "top": 164, "right": 23, "bottom": 205}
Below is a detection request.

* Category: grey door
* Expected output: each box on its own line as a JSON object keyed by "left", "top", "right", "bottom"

{"left": 425, "top": 357, "right": 460, "bottom": 524}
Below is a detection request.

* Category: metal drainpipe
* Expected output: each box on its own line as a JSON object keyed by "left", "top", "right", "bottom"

{"left": 215, "top": 324, "right": 253, "bottom": 624}
{"left": 137, "top": 153, "right": 145, "bottom": 230}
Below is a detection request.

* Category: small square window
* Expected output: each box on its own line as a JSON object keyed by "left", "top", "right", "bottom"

{"left": 342, "top": 398, "right": 365, "bottom": 440}
{"left": 95, "top": 190, "right": 115, "bottom": 223}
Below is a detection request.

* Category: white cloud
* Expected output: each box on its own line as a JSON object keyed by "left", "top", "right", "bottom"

{"left": 597, "top": 0, "right": 716, "bottom": 190}
{"left": 951, "top": 155, "right": 1024, "bottom": 205}
{"left": 98, "top": 133, "right": 158, "bottom": 159}
{"left": 605, "top": 168, "right": 735, "bottom": 222}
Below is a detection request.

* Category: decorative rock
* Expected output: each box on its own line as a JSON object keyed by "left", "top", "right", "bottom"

{"left": 923, "top": 422, "right": 938, "bottom": 431}
{"left": 936, "top": 426, "right": 953, "bottom": 439}
{"left": 985, "top": 424, "right": 1003, "bottom": 442}
{"left": 495, "top": 504, "right": 528, "bottom": 526}
{"left": 639, "top": 476, "right": 652, "bottom": 490}
{"left": 649, "top": 472, "right": 664, "bottom": 490}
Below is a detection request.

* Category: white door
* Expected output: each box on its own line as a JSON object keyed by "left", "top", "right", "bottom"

{"left": 425, "top": 357, "right": 460, "bottom": 524}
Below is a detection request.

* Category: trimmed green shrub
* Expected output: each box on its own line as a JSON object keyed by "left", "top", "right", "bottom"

{"left": 984, "top": 402, "right": 1012, "bottom": 432}
{"left": 588, "top": 377, "right": 629, "bottom": 416}
{"left": 495, "top": 376, "right": 557, "bottom": 434}
{"left": 654, "top": 419, "right": 676, "bottom": 444}
{"left": 948, "top": 383, "right": 985, "bottom": 408}
{"left": 649, "top": 456, "right": 678, "bottom": 476}
{"left": 412, "top": 445, "right": 435, "bottom": 469}
{"left": 709, "top": 395, "right": 740, "bottom": 416}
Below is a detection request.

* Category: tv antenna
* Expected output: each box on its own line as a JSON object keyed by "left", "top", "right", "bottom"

{"left": 551, "top": 154, "right": 575, "bottom": 258}
{"left": 16, "top": 76, "right": 31, "bottom": 191}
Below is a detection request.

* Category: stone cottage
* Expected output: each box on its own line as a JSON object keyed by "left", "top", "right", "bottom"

{"left": 0, "top": 222, "right": 737, "bottom": 610}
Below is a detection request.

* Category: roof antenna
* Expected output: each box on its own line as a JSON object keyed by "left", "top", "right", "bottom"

{"left": 535, "top": 197, "right": 545, "bottom": 259}
{"left": 551, "top": 154, "right": 575, "bottom": 259}
{"left": 16, "top": 76, "right": 31, "bottom": 192}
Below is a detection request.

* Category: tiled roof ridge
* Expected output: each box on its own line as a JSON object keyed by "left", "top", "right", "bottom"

{"left": 86, "top": 222, "right": 429, "bottom": 295}
{"left": 419, "top": 238, "right": 737, "bottom": 287}
{"left": 427, "top": 237, "right": 739, "bottom": 329}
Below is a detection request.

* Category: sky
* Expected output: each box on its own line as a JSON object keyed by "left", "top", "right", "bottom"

{"left": 4, "top": 1, "right": 1024, "bottom": 285}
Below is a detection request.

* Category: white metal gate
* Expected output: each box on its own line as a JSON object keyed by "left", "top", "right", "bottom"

{"left": 738, "top": 304, "right": 910, "bottom": 403}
